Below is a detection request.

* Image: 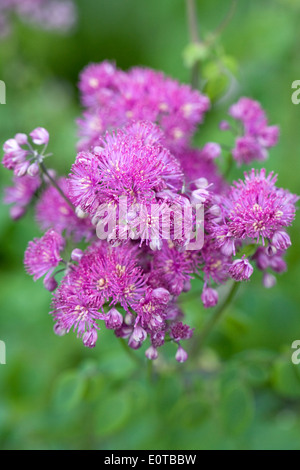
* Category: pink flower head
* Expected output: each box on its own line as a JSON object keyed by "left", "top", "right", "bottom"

{"left": 170, "top": 322, "right": 194, "bottom": 342}
{"left": 4, "top": 174, "right": 41, "bottom": 219}
{"left": 24, "top": 229, "right": 65, "bottom": 281}
{"left": 213, "top": 169, "right": 298, "bottom": 247}
{"left": 69, "top": 122, "right": 183, "bottom": 215}
{"left": 36, "top": 178, "right": 94, "bottom": 242}
{"left": 52, "top": 289, "right": 104, "bottom": 344}
{"left": 77, "top": 62, "right": 210, "bottom": 151}
{"left": 229, "top": 97, "right": 279, "bottom": 165}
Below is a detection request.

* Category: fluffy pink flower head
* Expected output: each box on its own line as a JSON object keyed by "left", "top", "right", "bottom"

{"left": 52, "top": 288, "right": 104, "bottom": 347}
{"left": 36, "top": 178, "right": 94, "bottom": 242}
{"left": 78, "top": 62, "right": 210, "bottom": 151}
{"left": 24, "top": 229, "right": 65, "bottom": 281}
{"left": 228, "top": 97, "right": 279, "bottom": 165}
{"left": 68, "top": 121, "right": 183, "bottom": 215}
{"left": 214, "top": 169, "right": 298, "bottom": 250}
{"left": 4, "top": 174, "right": 41, "bottom": 219}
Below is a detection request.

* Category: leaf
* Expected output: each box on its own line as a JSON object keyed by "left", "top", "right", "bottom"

{"left": 94, "top": 389, "right": 131, "bottom": 437}
{"left": 183, "top": 43, "right": 210, "bottom": 68}
{"left": 271, "top": 359, "right": 300, "bottom": 398}
{"left": 220, "top": 382, "right": 254, "bottom": 435}
{"left": 52, "top": 370, "right": 86, "bottom": 412}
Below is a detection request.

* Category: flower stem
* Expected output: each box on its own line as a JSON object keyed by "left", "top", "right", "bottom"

{"left": 40, "top": 161, "right": 75, "bottom": 211}
{"left": 147, "top": 359, "right": 154, "bottom": 383}
{"left": 186, "top": 0, "right": 202, "bottom": 88}
{"left": 191, "top": 281, "right": 240, "bottom": 354}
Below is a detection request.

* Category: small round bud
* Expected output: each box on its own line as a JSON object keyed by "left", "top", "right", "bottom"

{"left": 30, "top": 127, "right": 49, "bottom": 146}
{"left": 27, "top": 162, "right": 40, "bottom": 177}
{"left": 71, "top": 248, "right": 84, "bottom": 262}
{"left": 145, "top": 346, "right": 158, "bottom": 360}
{"left": 83, "top": 329, "right": 98, "bottom": 348}
{"left": 175, "top": 345, "right": 188, "bottom": 363}
{"left": 43, "top": 276, "right": 58, "bottom": 292}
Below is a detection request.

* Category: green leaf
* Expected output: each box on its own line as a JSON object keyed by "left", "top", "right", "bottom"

{"left": 222, "top": 55, "right": 239, "bottom": 76}
{"left": 94, "top": 389, "right": 131, "bottom": 437}
{"left": 203, "top": 74, "right": 229, "bottom": 101}
{"left": 52, "top": 371, "right": 86, "bottom": 412}
{"left": 271, "top": 359, "right": 300, "bottom": 398}
{"left": 220, "top": 382, "right": 254, "bottom": 435}
{"left": 183, "top": 42, "right": 210, "bottom": 68}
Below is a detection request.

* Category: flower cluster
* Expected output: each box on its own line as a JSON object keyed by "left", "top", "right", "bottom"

{"left": 77, "top": 62, "right": 210, "bottom": 152}
{"left": 221, "top": 97, "right": 279, "bottom": 165}
{"left": 2, "top": 62, "right": 298, "bottom": 363}
{"left": 0, "top": 0, "right": 77, "bottom": 38}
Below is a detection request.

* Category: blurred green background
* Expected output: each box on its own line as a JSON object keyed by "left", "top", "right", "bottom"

{"left": 0, "top": 0, "right": 300, "bottom": 450}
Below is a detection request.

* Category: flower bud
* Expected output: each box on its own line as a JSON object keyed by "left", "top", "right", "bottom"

{"left": 53, "top": 323, "right": 66, "bottom": 337}
{"left": 43, "top": 276, "right": 58, "bottom": 292}
{"left": 28, "top": 162, "right": 40, "bottom": 177}
{"left": 30, "top": 127, "right": 49, "bottom": 146}
{"left": 272, "top": 231, "right": 291, "bottom": 251}
{"left": 263, "top": 272, "right": 276, "bottom": 289}
{"left": 83, "top": 329, "right": 98, "bottom": 348}
{"left": 201, "top": 287, "right": 218, "bottom": 308}
{"left": 71, "top": 248, "right": 84, "bottom": 262}
{"left": 228, "top": 257, "right": 253, "bottom": 281}
{"left": 152, "top": 287, "right": 171, "bottom": 304}
{"left": 145, "top": 346, "right": 158, "bottom": 360}
{"left": 175, "top": 345, "right": 188, "bottom": 363}
{"left": 10, "top": 206, "right": 25, "bottom": 220}
{"left": 15, "top": 133, "right": 28, "bottom": 145}
{"left": 105, "top": 308, "right": 123, "bottom": 330}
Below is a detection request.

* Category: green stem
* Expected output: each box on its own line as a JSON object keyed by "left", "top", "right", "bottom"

{"left": 186, "top": 0, "right": 202, "bottom": 88}
{"left": 191, "top": 282, "right": 240, "bottom": 354}
{"left": 147, "top": 360, "right": 154, "bottom": 383}
{"left": 40, "top": 161, "right": 75, "bottom": 211}
{"left": 213, "top": 0, "right": 238, "bottom": 38}
{"left": 224, "top": 153, "right": 234, "bottom": 179}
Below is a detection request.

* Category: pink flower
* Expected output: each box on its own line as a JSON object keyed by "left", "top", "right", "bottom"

{"left": 24, "top": 230, "right": 65, "bottom": 281}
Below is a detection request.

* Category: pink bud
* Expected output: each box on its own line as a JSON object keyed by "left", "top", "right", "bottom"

{"left": 14, "top": 161, "right": 30, "bottom": 177}
{"left": 219, "top": 120, "right": 231, "bottom": 131}
{"left": 30, "top": 127, "right": 49, "bottom": 146}
{"left": 105, "top": 308, "right": 123, "bottom": 330}
{"left": 3, "top": 138, "right": 20, "bottom": 153}
{"left": 27, "top": 162, "right": 40, "bottom": 177}
{"left": 54, "top": 323, "right": 66, "bottom": 337}
{"left": 152, "top": 288, "right": 171, "bottom": 304}
{"left": 263, "top": 272, "right": 276, "bottom": 289}
{"left": 15, "top": 133, "right": 28, "bottom": 145}
{"left": 201, "top": 287, "right": 219, "bottom": 308}
{"left": 145, "top": 346, "right": 158, "bottom": 360}
{"left": 194, "top": 177, "right": 209, "bottom": 189}
{"left": 175, "top": 345, "right": 188, "bottom": 363}
{"left": 272, "top": 231, "right": 291, "bottom": 251}
{"left": 43, "top": 276, "right": 58, "bottom": 292}
{"left": 202, "top": 142, "right": 221, "bottom": 159}
{"left": 83, "top": 329, "right": 98, "bottom": 348}
{"left": 191, "top": 188, "right": 209, "bottom": 204}
{"left": 10, "top": 206, "right": 25, "bottom": 220}
{"left": 71, "top": 248, "right": 84, "bottom": 262}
